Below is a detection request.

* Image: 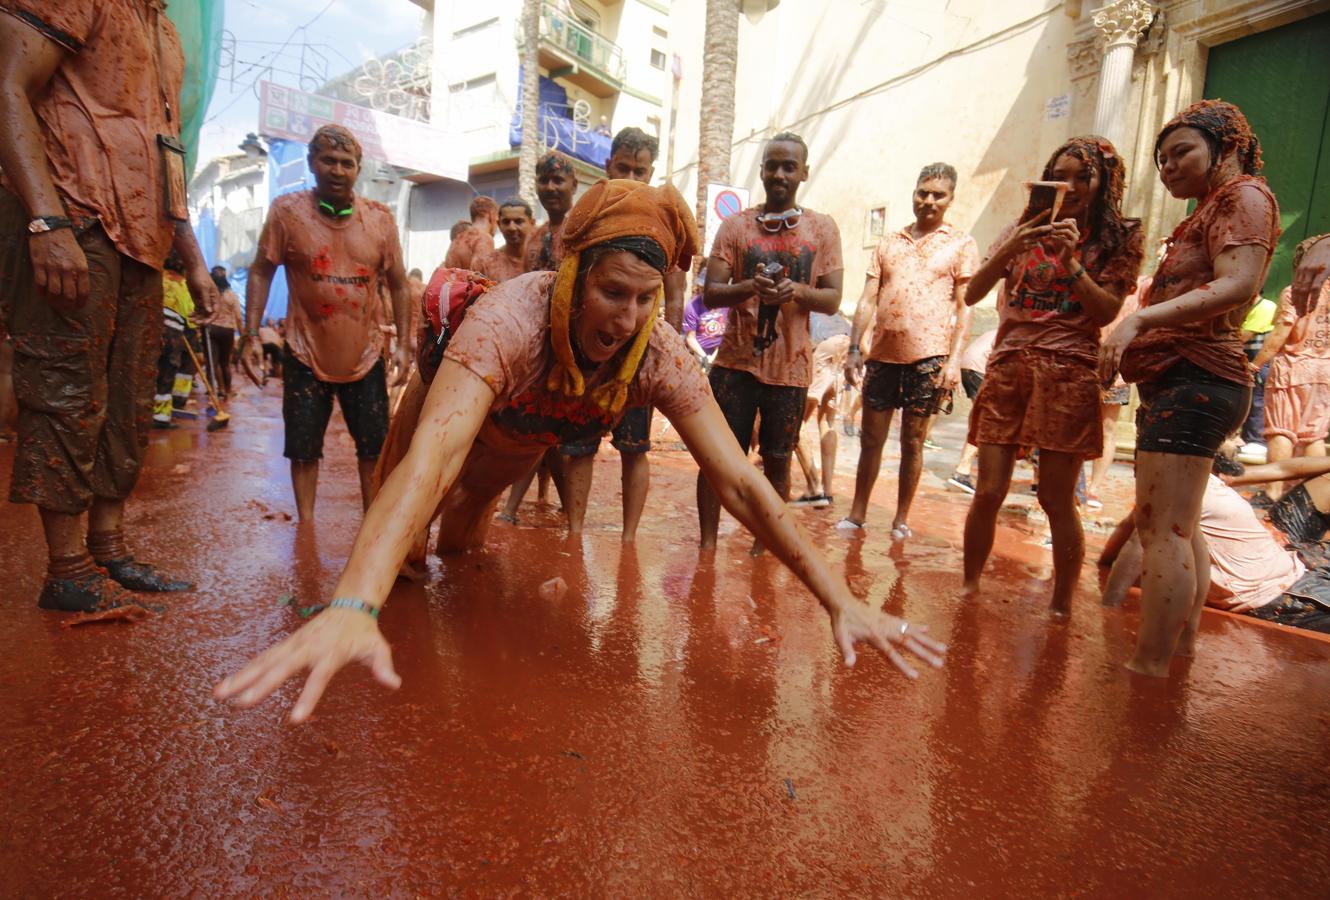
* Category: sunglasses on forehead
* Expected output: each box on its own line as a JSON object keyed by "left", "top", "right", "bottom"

{"left": 755, "top": 207, "right": 802, "bottom": 232}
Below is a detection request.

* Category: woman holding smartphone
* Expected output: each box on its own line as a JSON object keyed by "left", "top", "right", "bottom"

{"left": 1100, "top": 100, "right": 1280, "bottom": 676}
{"left": 961, "top": 136, "right": 1144, "bottom": 615}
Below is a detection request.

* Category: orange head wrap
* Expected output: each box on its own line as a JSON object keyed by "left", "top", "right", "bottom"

{"left": 546, "top": 179, "right": 699, "bottom": 413}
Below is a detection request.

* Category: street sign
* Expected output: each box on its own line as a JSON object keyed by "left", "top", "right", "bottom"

{"left": 703, "top": 183, "right": 750, "bottom": 256}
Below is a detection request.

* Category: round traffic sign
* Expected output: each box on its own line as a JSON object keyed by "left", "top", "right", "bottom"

{"left": 714, "top": 190, "right": 742, "bottom": 219}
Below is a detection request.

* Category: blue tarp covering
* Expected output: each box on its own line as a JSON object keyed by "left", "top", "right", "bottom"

{"left": 509, "top": 68, "right": 611, "bottom": 168}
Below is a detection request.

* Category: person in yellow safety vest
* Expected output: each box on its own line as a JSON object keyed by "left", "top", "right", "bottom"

{"left": 155, "top": 254, "right": 196, "bottom": 429}
{"left": 1238, "top": 294, "right": 1278, "bottom": 460}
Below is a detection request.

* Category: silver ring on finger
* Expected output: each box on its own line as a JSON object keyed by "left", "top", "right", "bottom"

{"left": 900, "top": 621, "right": 909, "bottom": 638}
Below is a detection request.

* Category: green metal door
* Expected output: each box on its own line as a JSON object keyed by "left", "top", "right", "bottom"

{"left": 1203, "top": 11, "right": 1330, "bottom": 297}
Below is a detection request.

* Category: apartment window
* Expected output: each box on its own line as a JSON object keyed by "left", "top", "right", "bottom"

{"left": 453, "top": 17, "right": 499, "bottom": 39}
{"left": 650, "top": 49, "right": 667, "bottom": 70}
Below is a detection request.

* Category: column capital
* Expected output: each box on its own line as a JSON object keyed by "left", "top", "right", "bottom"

{"left": 1091, "top": 0, "right": 1157, "bottom": 49}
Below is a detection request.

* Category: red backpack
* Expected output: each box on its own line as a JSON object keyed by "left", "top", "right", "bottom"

{"left": 418, "top": 267, "right": 496, "bottom": 383}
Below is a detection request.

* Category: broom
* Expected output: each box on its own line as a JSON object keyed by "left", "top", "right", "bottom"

{"left": 181, "top": 333, "right": 231, "bottom": 431}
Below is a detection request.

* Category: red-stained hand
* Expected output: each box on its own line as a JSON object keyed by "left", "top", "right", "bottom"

{"left": 390, "top": 339, "right": 414, "bottom": 387}
{"left": 829, "top": 601, "right": 946, "bottom": 677}
{"left": 29, "top": 229, "right": 90, "bottom": 303}
{"left": 765, "top": 278, "right": 796, "bottom": 306}
{"left": 998, "top": 209, "right": 1053, "bottom": 262}
{"left": 844, "top": 348, "right": 864, "bottom": 389}
{"left": 752, "top": 273, "right": 780, "bottom": 302}
{"left": 213, "top": 607, "right": 401, "bottom": 724}
{"left": 240, "top": 336, "right": 266, "bottom": 387}
{"left": 938, "top": 361, "right": 961, "bottom": 392}
{"left": 1099, "top": 312, "right": 1143, "bottom": 385}
{"left": 186, "top": 265, "right": 220, "bottom": 320}
{"left": 1046, "top": 218, "right": 1081, "bottom": 265}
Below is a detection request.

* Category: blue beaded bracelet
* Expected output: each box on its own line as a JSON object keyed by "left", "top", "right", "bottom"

{"left": 328, "top": 597, "right": 379, "bottom": 619}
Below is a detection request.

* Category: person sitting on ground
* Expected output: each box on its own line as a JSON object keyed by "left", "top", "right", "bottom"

{"left": 213, "top": 179, "right": 945, "bottom": 724}
{"left": 1100, "top": 100, "right": 1280, "bottom": 676}
{"left": 963, "top": 135, "right": 1144, "bottom": 616}
{"left": 698, "top": 131, "right": 845, "bottom": 553}
{"left": 242, "top": 125, "right": 413, "bottom": 522}
{"left": 1101, "top": 442, "right": 1330, "bottom": 635}
{"left": 1250, "top": 240, "right": 1330, "bottom": 502}
{"left": 1222, "top": 453, "right": 1330, "bottom": 564}
{"left": 945, "top": 327, "right": 996, "bottom": 494}
{"left": 445, "top": 195, "right": 499, "bottom": 271}
{"left": 841, "top": 162, "right": 979, "bottom": 538}
{"left": 473, "top": 199, "right": 534, "bottom": 284}
{"left": 559, "top": 127, "right": 687, "bottom": 542}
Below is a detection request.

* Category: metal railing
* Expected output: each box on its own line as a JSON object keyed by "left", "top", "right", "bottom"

{"left": 538, "top": 3, "right": 626, "bottom": 83}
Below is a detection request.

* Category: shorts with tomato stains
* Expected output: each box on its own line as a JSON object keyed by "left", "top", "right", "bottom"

{"left": 967, "top": 349, "right": 1101, "bottom": 457}
{"left": 282, "top": 346, "right": 388, "bottom": 461}
{"left": 1135, "top": 360, "right": 1249, "bottom": 458}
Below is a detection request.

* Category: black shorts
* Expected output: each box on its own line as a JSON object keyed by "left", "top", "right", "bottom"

{"left": 960, "top": 368, "right": 983, "bottom": 401}
{"left": 709, "top": 365, "right": 806, "bottom": 460}
{"left": 282, "top": 346, "right": 388, "bottom": 461}
{"left": 561, "top": 405, "right": 652, "bottom": 457}
{"left": 1249, "top": 572, "right": 1330, "bottom": 634}
{"left": 1135, "top": 361, "right": 1250, "bottom": 458}
{"left": 863, "top": 356, "right": 945, "bottom": 415}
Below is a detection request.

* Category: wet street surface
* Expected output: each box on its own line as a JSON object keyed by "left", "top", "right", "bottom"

{"left": 2, "top": 383, "right": 1329, "bottom": 897}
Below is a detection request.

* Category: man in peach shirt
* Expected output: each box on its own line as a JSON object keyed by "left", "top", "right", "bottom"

{"left": 472, "top": 199, "right": 533, "bottom": 284}
{"left": 842, "top": 162, "right": 978, "bottom": 539}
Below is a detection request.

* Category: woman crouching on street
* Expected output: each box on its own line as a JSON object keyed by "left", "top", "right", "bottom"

{"left": 1100, "top": 100, "right": 1280, "bottom": 676}
{"left": 215, "top": 180, "right": 945, "bottom": 722}
{"left": 961, "top": 136, "right": 1144, "bottom": 615}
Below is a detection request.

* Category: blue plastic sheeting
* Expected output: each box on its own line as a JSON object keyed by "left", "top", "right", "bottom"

{"left": 508, "top": 68, "right": 611, "bottom": 168}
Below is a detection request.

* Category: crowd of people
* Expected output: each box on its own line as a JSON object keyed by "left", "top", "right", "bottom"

{"left": 2, "top": 2, "right": 1329, "bottom": 724}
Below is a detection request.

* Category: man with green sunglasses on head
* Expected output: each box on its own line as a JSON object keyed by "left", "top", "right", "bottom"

{"left": 243, "top": 125, "right": 413, "bottom": 523}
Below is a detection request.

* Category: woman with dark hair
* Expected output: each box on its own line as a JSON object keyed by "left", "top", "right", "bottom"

{"left": 1100, "top": 100, "right": 1280, "bottom": 676}
{"left": 962, "top": 136, "right": 1144, "bottom": 615}
{"left": 214, "top": 180, "right": 945, "bottom": 724}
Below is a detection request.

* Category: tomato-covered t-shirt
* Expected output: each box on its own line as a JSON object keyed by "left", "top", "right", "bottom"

{"left": 866, "top": 223, "right": 979, "bottom": 364}
{"left": 1121, "top": 176, "right": 1279, "bottom": 385}
{"left": 258, "top": 191, "right": 402, "bottom": 382}
{"left": 709, "top": 207, "right": 844, "bottom": 388}
{"left": 444, "top": 271, "right": 711, "bottom": 457}
{"left": 986, "top": 218, "right": 1144, "bottom": 366}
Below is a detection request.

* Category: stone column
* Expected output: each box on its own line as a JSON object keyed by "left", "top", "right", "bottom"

{"left": 1089, "top": 0, "right": 1157, "bottom": 148}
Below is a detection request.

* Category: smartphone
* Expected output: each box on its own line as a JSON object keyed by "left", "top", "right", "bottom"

{"left": 1025, "top": 180, "right": 1070, "bottom": 223}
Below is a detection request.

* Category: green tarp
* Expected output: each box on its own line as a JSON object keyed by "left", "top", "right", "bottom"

{"left": 166, "top": 0, "right": 225, "bottom": 177}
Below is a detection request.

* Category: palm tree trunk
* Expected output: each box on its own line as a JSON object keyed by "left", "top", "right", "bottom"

{"left": 518, "top": 0, "right": 543, "bottom": 209}
{"left": 695, "top": 0, "right": 739, "bottom": 231}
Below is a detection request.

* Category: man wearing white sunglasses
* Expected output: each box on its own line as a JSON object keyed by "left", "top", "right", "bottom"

{"left": 697, "top": 132, "right": 844, "bottom": 552}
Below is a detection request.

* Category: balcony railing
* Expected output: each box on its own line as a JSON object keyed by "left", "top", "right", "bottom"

{"left": 538, "top": 3, "right": 625, "bottom": 86}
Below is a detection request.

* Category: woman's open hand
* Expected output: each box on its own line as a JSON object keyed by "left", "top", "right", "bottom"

{"left": 213, "top": 607, "right": 401, "bottom": 724}
{"left": 829, "top": 601, "right": 946, "bottom": 678}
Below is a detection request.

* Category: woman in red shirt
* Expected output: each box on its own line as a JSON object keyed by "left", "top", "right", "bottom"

{"left": 1101, "top": 100, "right": 1281, "bottom": 677}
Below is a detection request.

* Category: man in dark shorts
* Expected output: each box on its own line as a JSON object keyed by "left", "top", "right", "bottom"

{"left": 243, "top": 125, "right": 412, "bottom": 522}
{"left": 698, "top": 132, "right": 845, "bottom": 551}
{"left": 559, "top": 127, "right": 687, "bottom": 541}
{"left": 0, "top": 1, "right": 218, "bottom": 611}
{"left": 841, "top": 163, "right": 978, "bottom": 539}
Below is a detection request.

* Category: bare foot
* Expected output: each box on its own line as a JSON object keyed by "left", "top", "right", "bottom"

{"left": 397, "top": 558, "right": 428, "bottom": 581}
{"left": 960, "top": 579, "right": 981, "bottom": 599}
{"left": 1124, "top": 655, "right": 1171, "bottom": 677}
{"left": 1049, "top": 601, "right": 1071, "bottom": 619}
{"left": 1174, "top": 631, "right": 1198, "bottom": 658}
{"left": 748, "top": 539, "right": 766, "bottom": 558}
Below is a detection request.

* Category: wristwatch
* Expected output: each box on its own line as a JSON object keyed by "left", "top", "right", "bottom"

{"left": 27, "top": 215, "right": 73, "bottom": 234}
